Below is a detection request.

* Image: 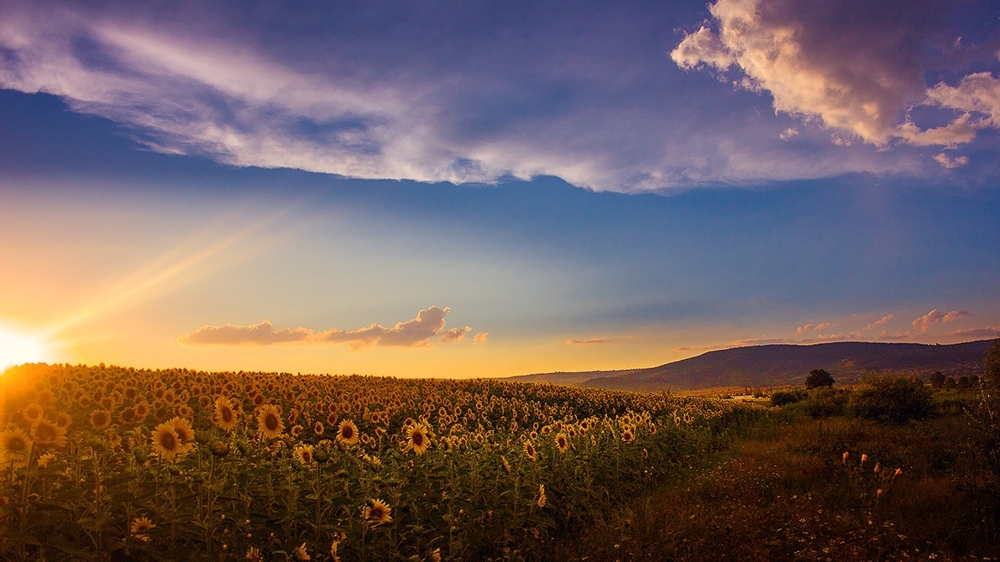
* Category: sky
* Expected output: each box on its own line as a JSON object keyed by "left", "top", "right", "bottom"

{"left": 1, "top": 0, "right": 999, "bottom": 378}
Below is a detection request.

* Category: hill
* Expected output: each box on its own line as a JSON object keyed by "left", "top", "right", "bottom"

{"left": 509, "top": 340, "right": 996, "bottom": 392}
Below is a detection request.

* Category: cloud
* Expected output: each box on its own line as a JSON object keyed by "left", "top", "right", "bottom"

{"left": 862, "top": 314, "right": 894, "bottom": 331}
{"left": 934, "top": 153, "right": 970, "bottom": 169}
{"left": 0, "top": 1, "right": 995, "bottom": 191}
{"left": 566, "top": 338, "right": 610, "bottom": 345}
{"left": 473, "top": 332, "right": 489, "bottom": 345}
{"left": 672, "top": 0, "right": 1000, "bottom": 156}
{"left": 911, "top": 308, "right": 970, "bottom": 334}
{"left": 796, "top": 322, "right": 832, "bottom": 334}
{"left": 177, "top": 306, "right": 471, "bottom": 349}
{"left": 176, "top": 320, "right": 312, "bottom": 346}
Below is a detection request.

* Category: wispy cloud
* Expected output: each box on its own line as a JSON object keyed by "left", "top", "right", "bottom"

{"left": 177, "top": 306, "right": 471, "bottom": 349}
{"left": 0, "top": 1, "right": 995, "bottom": 190}
{"left": 566, "top": 338, "right": 611, "bottom": 345}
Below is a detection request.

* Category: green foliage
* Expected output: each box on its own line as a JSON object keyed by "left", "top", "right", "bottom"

{"left": 848, "top": 372, "right": 933, "bottom": 425}
{"left": 769, "top": 389, "right": 806, "bottom": 407}
{"left": 802, "top": 387, "right": 850, "bottom": 418}
{"left": 805, "top": 369, "right": 835, "bottom": 390}
{"left": 929, "top": 371, "right": 946, "bottom": 390}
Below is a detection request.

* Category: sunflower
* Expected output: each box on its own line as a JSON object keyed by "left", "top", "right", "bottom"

{"left": 90, "top": 409, "right": 111, "bottom": 430}
{"left": 364, "top": 498, "right": 393, "bottom": 528}
{"left": 169, "top": 416, "right": 195, "bottom": 444}
{"left": 213, "top": 395, "right": 239, "bottom": 432}
{"left": 555, "top": 432, "right": 568, "bottom": 453}
{"left": 55, "top": 412, "right": 72, "bottom": 429}
{"left": 312, "top": 421, "right": 324, "bottom": 436}
{"left": 293, "top": 444, "right": 315, "bottom": 466}
{"left": 621, "top": 428, "right": 634, "bottom": 443}
{"left": 537, "top": 484, "right": 547, "bottom": 509}
{"left": 21, "top": 403, "right": 44, "bottom": 424}
{"left": 257, "top": 404, "right": 284, "bottom": 440}
{"left": 31, "top": 418, "right": 67, "bottom": 449}
{"left": 0, "top": 426, "right": 32, "bottom": 459}
{"left": 523, "top": 440, "right": 537, "bottom": 461}
{"left": 405, "top": 423, "right": 431, "bottom": 455}
{"left": 293, "top": 542, "right": 311, "bottom": 560}
{"left": 336, "top": 420, "right": 359, "bottom": 447}
{"left": 151, "top": 421, "right": 189, "bottom": 461}
{"left": 130, "top": 516, "right": 155, "bottom": 542}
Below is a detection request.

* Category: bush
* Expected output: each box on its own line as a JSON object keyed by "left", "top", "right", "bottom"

{"left": 849, "top": 372, "right": 933, "bottom": 424}
{"left": 803, "top": 387, "right": 850, "bottom": 418}
{"left": 770, "top": 389, "right": 806, "bottom": 407}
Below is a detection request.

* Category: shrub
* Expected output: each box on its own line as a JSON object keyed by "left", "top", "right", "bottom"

{"left": 770, "top": 389, "right": 806, "bottom": 407}
{"left": 849, "top": 372, "right": 933, "bottom": 424}
{"left": 803, "top": 387, "right": 850, "bottom": 418}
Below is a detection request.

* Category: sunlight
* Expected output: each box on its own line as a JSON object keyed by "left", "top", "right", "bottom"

{"left": 0, "top": 323, "right": 50, "bottom": 372}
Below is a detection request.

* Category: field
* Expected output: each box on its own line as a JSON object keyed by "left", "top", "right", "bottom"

{"left": 0, "top": 363, "right": 763, "bottom": 561}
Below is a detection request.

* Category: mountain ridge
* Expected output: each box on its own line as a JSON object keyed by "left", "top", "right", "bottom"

{"left": 507, "top": 339, "right": 996, "bottom": 392}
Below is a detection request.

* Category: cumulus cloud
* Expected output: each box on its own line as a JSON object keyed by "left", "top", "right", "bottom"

{"left": 796, "top": 322, "right": 832, "bottom": 334}
{"left": 862, "top": 314, "right": 894, "bottom": 332}
{"left": 177, "top": 306, "right": 471, "bottom": 349}
{"left": 473, "top": 332, "right": 489, "bottom": 345}
{"left": 176, "top": 320, "right": 312, "bottom": 346}
{"left": 672, "top": 0, "right": 1000, "bottom": 156}
{"left": 911, "top": 308, "right": 970, "bottom": 334}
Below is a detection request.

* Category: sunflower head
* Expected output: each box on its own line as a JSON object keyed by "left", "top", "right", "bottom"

{"left": 524, "top": 440, "right": 537, "bottom": 461}
{"left": 90, "top": 409, "right": 111, "bottom": 430}
{"left": 406, "top": 423, "right": 430, "bottom": 455}
{"left": 555, "top": 432, "right": 568, "bottom": 453}
{"left": 257, "top": 404, "right": 284, "bottom": 440}
{"left": 31, "top": 418, "right": 67, "bottom": 449}
{"left": 0, "top": 426, "right": 33, "bottom": 459}
{"left": 336, "top": 420, "right": 359, "bottom": 447}
{"left": 151, "top": 421, "right": 191, "bottom": 461}
{"left": 214, "top": 396, "right": 239, "bottom": 432}
{"left": 364, "top": 498, "right": 392, "bottom": 528}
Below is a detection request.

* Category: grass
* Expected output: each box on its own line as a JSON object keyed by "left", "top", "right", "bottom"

{"left": 556, "top": 389, "right": 1000, "bottom": 561}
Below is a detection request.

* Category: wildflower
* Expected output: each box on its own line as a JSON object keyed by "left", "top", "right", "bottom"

{"left": 364, "top": 498, "right": 393, "bottom": 528}
{"left": 537, "top": 484, "right": 547, "bottom": 508}
{"left": 406, "top": 423, "right": 431, "bottom": 455}
{"left": 214, "top": 396, "right": 239, "bottom": 432}
{"left": 293, "top": 444, "right": 315, "bottom": 466}
{"left": 524, "top": 440, "right": 537, "bottom": 461}
{"left": 246, "top": 546, "right": 263, "bottom": 561}
{"left": 90, "top": 409, "right": 112, "bottom": 430}
{"left": 874, "top": 462, "right": 880, "bottom": 473}
{"left": 336, "top": 420, "right": 359, "bottom": 447}
{"left": 842, "top": 451, "right": 849, "bottom": 464}
{"left": 893, "top": 467, "right": 902, "bottom": 478}
{"left": 429, "top": 547, "right": 442, "bottom": 562}
{"left": 257, "top": 404, "right": 284, "bottom": 440}
{"left": 860, "top": 453, "right": 868, "bottom": 466}
{"left": 293, "top": 542, "right": 311, "bottom": 560}
{"left": 130, "top": 516, "right": 155, "bottom": 542}
{"left": 555, "top": 432, "right": 568, "bottom": 453}
{"left": 501, "top": 455, "right": 511, "bottom": 473}
{"left": 0, "top": 426, "right": 32, "bottom": 459}
{"left": 151, "top": 421, "right": 189, "bottom": 461}
{"left": 31, "top": 418, "right": 67, "bottom": 448}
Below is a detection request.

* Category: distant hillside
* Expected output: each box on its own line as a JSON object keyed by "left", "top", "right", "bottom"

{"left": 511, "top": 340, "right": 996, "bottom": 392}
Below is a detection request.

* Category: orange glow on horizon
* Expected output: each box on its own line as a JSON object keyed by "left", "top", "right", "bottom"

{"left": 0, "top": 323, "right": 52, "bottom": 371}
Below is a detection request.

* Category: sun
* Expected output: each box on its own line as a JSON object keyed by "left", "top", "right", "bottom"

{"left": 0, "top": 324, "right": 50, "bottom": 372}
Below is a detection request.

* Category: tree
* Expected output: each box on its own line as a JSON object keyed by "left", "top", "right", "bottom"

{"left": 929, "top": 371, "right": 946, "bottom": 390}
{"left": 805, "top": 368, "right": 835, "bottom": 389}
{"left": 984, "top": 339, "right": 1000, "bottom": 389}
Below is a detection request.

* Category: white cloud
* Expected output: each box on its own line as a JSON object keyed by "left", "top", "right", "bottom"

{"left": 933, "top": 153, "right": 970, "bottom": 169}
{"left": 911, "top": 308, "right": 969, "bottom": 334}
{"left": 672, "top": 0, "right": 1000, "bottom": 155}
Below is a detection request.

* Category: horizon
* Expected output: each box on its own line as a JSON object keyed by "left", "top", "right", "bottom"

{"left": 2, "top": 0, "right": 999, "bottom": 379}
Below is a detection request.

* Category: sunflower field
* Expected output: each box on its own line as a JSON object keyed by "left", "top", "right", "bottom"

{"left": 0, "top": 363, "right": 764, "bottom": 561}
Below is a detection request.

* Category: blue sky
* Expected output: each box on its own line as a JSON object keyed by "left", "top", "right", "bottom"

{"left": 1, "top": 0, "right": 999, "bottom": 377}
